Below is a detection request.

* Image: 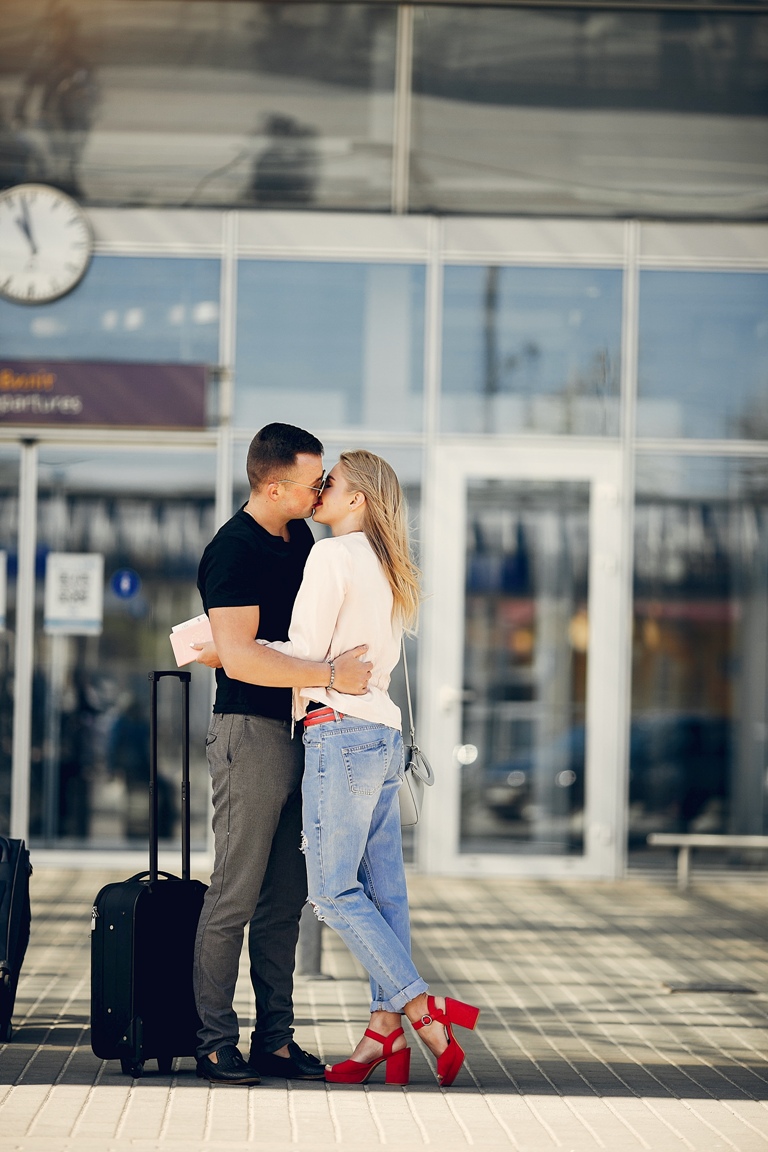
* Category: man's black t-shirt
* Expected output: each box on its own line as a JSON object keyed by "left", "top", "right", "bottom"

{"left": 197, "top": 508, "right": 314, "bottom": 721}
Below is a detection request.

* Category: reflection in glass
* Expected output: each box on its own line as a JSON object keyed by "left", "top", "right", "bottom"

{"left": 632, "top": 456, "right": 768, "bottom": 864}
{"left": 411, "top": 7, "right": 768, "bottom": 217}
{"left": 460, "top": 480, "right": 589, "bottom": 855}
{"left": 0, "top": 450, "right": 18, "bottom": 836}
{"left": 441, "top": 266, "right": 621, "bottom": 436}
{"left": 7, "top": 2, "right": 99, "bottom": 199}
{"left": 235, "top": 262, "right": 425, "bottom": 433}
{"left": 637, "top": 271, "right": 768, "bottom": 440}
{"left": 29, "top": 451, "right": 216, "bottom": 849}
{"left": 0, "top": 256, "right": 220, "bottom": 367}
{"left": 0, "top": 1, "right": 396, "bottom": 210}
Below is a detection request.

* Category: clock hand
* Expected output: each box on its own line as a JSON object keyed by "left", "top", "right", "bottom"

{"left": 15, "top": 198, "right": 38, "bottom": 256}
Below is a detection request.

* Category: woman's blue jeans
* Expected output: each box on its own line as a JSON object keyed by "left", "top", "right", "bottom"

{"left": 302, "top": 716, "right": 428, "bottom": 1013}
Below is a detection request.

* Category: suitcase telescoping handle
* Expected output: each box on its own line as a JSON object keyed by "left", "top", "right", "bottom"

{"left": 148, "top": 671, "right": 192, "bottom": 883}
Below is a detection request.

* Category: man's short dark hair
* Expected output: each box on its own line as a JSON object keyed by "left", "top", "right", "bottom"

{"left": 246, "top": 423, "right": 324, "bottom": 491}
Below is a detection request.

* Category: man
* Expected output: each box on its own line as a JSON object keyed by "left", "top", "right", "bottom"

{"left": 193, "top": 423, "right": 372, "bottom": 1086}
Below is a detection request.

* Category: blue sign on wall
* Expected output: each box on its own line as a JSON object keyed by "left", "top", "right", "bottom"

{"left": 110, "top": 568, "right": 141, "bottom": 599}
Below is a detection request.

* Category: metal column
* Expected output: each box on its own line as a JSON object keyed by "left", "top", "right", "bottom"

{"left": 10, "top": 440, "right": 38, "bottom": 841}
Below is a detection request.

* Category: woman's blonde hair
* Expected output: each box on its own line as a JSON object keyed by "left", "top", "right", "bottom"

{"left": 339, "top": 450, "right": 421, "bottom": 631}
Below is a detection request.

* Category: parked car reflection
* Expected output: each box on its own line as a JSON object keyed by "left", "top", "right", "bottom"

{"left": 481, "top": 714, "right": 731, "bottom": 840}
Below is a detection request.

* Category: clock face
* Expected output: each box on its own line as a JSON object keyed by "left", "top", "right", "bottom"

{"left": 0, "top": 184, "right": 93, "bottom": 305}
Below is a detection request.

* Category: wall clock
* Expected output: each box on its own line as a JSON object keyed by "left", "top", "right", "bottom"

{"left": 0, "top": 183, "right": 93, "bottom": 305}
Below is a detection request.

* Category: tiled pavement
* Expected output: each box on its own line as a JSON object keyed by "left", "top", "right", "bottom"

{"left": 1, "top": 868, "right": 767, "bottom": 1152}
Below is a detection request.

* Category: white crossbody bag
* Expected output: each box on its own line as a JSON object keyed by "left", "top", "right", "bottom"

{"left": 398, "top": 642, "right": 435, "bottom": 827}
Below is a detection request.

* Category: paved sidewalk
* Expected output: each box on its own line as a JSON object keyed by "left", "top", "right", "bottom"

{"left": 1, "top": 869, "right": 767, "bottom": 1152}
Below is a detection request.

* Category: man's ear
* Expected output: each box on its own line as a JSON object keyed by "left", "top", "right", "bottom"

{"left": 265, "top": 481, "right": 281, "bottom": 503}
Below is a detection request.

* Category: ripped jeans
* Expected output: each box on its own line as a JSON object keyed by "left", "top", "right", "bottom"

{"left": 302, "top": 716, "right": 428, "bottom": 1013}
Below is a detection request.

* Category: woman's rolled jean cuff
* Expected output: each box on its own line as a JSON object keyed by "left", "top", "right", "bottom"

{"left": 370, "top": 976, "right": 429, "bottom": 1015}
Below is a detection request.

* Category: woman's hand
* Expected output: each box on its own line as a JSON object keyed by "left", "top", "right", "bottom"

{"left": 192, "top": 641, "right": 223, "bottom": 669}
{"left": 333, "top": 646, "right": 373, "bottom": 694}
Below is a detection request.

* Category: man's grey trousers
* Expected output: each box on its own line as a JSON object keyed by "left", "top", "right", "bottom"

{"left": 193, "top": 712, "right": 306, "bottom": 1058}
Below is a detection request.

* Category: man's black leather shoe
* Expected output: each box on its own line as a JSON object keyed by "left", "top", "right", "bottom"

{"left": 196, "top": 1044, "right": 261, "bottom": 1085}
{"left": 248, "top": 1041, "right": 325, "bottom": 1080}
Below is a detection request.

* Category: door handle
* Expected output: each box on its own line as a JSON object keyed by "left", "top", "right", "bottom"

{"left": 438, "top": 685, "right": 476, "bottom": 712}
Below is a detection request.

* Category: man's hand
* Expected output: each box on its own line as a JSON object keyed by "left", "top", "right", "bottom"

{"left": 192, "top": 641, "right": 223, "bottom": 669}
{"left": 333, "top": 645, "right": 373, "bottom": 695}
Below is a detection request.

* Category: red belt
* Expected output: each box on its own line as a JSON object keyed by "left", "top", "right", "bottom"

{"left": 303, "top": 706, "right": 345, "bottom": 728}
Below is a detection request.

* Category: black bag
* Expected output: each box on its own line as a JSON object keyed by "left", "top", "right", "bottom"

{"left": 0, "top": 837, "right": 32, "bottom": 1042}
{"left": 90, "top": 670, "right": 207, "bottom": 1077}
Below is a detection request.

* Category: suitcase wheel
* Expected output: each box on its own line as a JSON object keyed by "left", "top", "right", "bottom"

{"left": 120, "top": 1058, "right": 144, "bottom": 1078}
{"left": 157, "top": 1054, "right": 173, "bottom": 1075}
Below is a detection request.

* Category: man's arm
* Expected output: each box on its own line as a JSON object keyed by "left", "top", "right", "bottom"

{"left": 200, "top": 604, "right": 371, "bottom": 694}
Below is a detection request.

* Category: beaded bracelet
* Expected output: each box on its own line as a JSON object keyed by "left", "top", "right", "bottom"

{"left": 327, "top": 659, "right": 336, "bottom": 690}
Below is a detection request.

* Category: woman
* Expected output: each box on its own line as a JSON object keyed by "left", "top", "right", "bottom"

{"left": 206, "top": 451, "right": 479, "bottom": 1086}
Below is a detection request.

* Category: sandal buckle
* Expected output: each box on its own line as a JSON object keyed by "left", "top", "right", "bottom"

{"left": 420, "top": 1014, "right": 433, "bottom": 1027}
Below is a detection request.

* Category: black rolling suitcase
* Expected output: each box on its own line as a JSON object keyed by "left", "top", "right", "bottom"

{"left": 0, "top": 837, "right": 32, "bottom": 1042}
{"left": 91, "top": 670, "right": 207, "bottom": 1077}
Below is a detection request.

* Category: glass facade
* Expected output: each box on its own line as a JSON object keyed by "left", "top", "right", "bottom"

{"left": 411, "top": 7, "right": 768, "bottom": 217}
{"left": 441, "top": 265, "right": 622, "bottom": 436}
{"left": 637, "top": 271, "right": 768, "bottom": 440}
{"left": 0, "top": 216, "right": 765, "bottom": 875}
{"left": 0, "top": 1, "right": 397, "bottom": 210}
{"left": 0, "top": 256, "right": 221, "bottom": 364}
{"left": 0, "top": 0, "right": 766, "bottom": 878}
{"left": 235, "top": 261, "right": 425, "bottom": 432}
{"left": 631, "top": 455, "right": 768, "bottom": 859}
{"left": 1, "top": 1, "right": 765, "bottom": 218}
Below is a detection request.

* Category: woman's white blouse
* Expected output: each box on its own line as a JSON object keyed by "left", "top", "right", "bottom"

{"left": 265, "top": 531, "right": 403, "bottom": 730}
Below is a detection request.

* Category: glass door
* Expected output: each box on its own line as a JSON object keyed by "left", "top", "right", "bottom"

{"left": 420, "top": 442, "right": 626, "bottom": 877}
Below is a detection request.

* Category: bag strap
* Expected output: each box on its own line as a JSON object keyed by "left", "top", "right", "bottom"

{"left": 401, "top": 640, "right": 435, "bottom": 788}
{"left": 402, "top": 639, "right": 416, "bottom": 744}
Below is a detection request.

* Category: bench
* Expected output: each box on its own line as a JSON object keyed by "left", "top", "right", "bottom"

{"left": 647, "top": 833, "right": 768, "bottom": 891}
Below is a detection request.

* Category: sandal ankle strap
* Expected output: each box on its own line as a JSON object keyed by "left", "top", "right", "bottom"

{"left": 411, "top": 995, "right": 446, "bottom": 1031}
{"left": 364, "top": 1026, "right": 404, "bottom": 1055}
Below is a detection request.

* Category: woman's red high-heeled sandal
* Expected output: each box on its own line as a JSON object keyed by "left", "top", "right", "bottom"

{"left": 411, "top": 996, "right": 480, "bottom": 1087}
{"left": 325, "top": 1027, "right": 411, "bottom": 1085}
